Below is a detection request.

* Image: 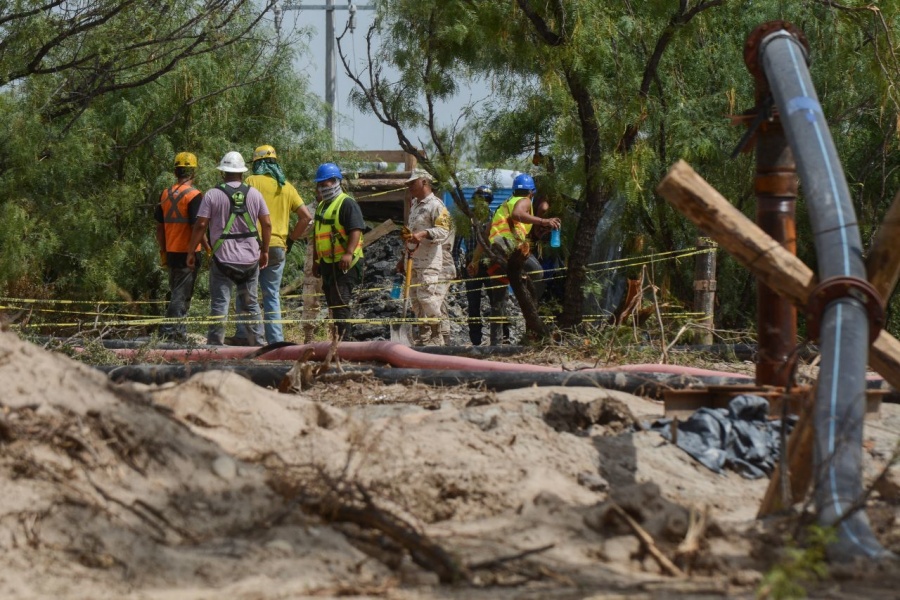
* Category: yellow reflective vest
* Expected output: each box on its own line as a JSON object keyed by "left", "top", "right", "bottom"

{"left": 314, "top": 192, "right": 363, "bottom": 266}
{"left": 489, "top": 195, "right": 532, "bottom": 245}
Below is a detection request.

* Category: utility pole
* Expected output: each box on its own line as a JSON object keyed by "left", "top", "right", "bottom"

{"left": 279, "top": 1, "right": 375, "bottom": 145}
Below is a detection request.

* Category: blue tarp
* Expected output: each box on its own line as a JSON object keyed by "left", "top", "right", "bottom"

{"left": 442, "top": 188, "right": 512, "bottom": 214}
{"left": 650, "top": 395, "right": 797, "bottom": 479}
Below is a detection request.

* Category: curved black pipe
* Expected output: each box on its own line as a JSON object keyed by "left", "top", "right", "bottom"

{"left": 98, "top": 363, "right": 754, "bottom": 398}
{"left": 35, "top": 336, "right": 828, "bottom": 364}
{"left": 760, "top": 29, "right": 890, "bottom": 559}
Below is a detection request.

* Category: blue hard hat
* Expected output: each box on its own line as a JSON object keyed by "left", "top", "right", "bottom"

{"left": 473, "top": 185, "right": 494, "bottom": 202}
{"left": 512, "top": 173, "right": 536, "bottom": 192}
{"left": 315, "top": 162, "right": 343, "bottom": 182}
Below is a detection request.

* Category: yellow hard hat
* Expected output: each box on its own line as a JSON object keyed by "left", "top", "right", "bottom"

{"left": 252, "top": 145, "right": 277, "bottom": 162}
{"left": 174, "top": 152, "right": 198, "bottom": 168}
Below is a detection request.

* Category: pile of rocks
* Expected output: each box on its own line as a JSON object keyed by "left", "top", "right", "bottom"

{"left": 350, "top": 231, "right": 522, "bottom": 344}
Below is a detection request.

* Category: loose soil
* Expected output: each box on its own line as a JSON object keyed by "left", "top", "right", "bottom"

{"left": 1, "top": 330, "right": 899, "bottom": 599}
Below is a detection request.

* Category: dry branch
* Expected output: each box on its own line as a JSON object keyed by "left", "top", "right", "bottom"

{"left": 297, "top": 480, "right": 469, "bottom": 584}
{"left": 609, "top": 503, "right": 686, "bottom": 578}
{"left": 674, "top": 505, "right": 709, "bottom": 571}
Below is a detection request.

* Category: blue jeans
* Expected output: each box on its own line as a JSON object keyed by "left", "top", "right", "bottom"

{"left": 235, "top": 247, "right": 286, "bottom": 344}
{"left": 207, "top": 260, "right": 264, "bottom": 345}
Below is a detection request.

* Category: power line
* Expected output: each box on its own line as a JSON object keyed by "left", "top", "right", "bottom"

{"left": 277, "top": 1, "right": 375, "bottom": 145}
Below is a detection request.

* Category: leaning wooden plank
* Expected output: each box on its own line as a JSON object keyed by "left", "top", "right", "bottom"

{"left": 362, "top": 219, "right": 398, "bottom": 248}
{"left": 656, "top": 159, "right": 900, "bottom": 391}
{"left": 758, "top": 390, "right": 816, "bottom": 517}
{"left": 865, "top": 188, "right": 900, "bottom": 300}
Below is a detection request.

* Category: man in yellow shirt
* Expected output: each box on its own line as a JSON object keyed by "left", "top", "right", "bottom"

{"left": 233, "top": 144, "right": 311, "bottom": 344}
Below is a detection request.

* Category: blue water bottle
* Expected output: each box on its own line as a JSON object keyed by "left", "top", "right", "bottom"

{"left": 390, "top": 276, "right": 403, "bottom": 299}
{"left": 550, "top": 228, "right": 561, "bottom": 248}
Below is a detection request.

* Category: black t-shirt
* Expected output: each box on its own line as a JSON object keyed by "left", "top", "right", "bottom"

{"left": 154, "top": 191, "right": 204, "bottom": 269}
{"left": 338, "top": 195, "right": 365, "bottom": 232}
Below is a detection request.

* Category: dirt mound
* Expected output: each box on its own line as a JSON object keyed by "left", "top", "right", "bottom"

{"left": 2, "top": 330, "right": 900, "bottom": 598}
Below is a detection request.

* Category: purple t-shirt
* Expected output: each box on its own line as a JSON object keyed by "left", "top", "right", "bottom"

{"left": 199, "top": 181, "right": 269, "bottom": 265}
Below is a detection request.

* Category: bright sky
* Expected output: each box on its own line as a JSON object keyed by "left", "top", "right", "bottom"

{"left": 281, "top": 3, "right": 474, "bottom": 152}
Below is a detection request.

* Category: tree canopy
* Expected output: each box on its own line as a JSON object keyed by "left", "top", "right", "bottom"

{"left": 0, "top": 1, "right": 331, "bottom": 307}
{"left": 343, "top": 0, "right": 900, "bottom": 335}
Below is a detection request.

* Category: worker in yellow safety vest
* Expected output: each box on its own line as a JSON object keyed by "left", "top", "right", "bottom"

{"left": 486, "top": 173, "right": 560, "bottom": 344}
{"left": 312, "top": 162, "right": 365, "bottom": 340}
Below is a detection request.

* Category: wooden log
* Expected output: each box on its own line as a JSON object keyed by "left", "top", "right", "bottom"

{"left": 866, "top": 188, "right": 900, "bottom": 300}
{"left": 692, "top": 236, "right": 717, "bottom": 345}
{"left": 348, "top": 178, "right": 410, "bottom": 189}
{"left": 656, "top": 160, "right": 900, "bottom": 391}
{"left": 656, "top": 161, "right": 815, "bottom": 306}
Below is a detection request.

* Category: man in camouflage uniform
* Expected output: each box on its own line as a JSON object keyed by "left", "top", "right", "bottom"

{"left": 404, "top": 169, "right": 452, "bottom": 346}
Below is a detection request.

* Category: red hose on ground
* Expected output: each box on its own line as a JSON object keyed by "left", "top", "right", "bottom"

{"left": 105, "top": 340, "right": 752, "bottom": 379}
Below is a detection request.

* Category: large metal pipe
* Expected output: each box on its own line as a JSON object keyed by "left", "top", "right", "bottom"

{"left": 754, "top": 22, "right": 890, "bottom": 559}
{"left": 754, "top": 115, "right": 799, "bottom": 387}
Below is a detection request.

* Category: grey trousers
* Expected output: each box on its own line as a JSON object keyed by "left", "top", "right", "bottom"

{"left": 160, "top": 265, "right": 198, "bottom": 340}
{"left": 207, "top": 260, "right": 264, "bottom": 346}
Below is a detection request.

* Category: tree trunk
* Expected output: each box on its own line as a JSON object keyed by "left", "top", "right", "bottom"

{"left": 508, "top": 248, "right": 549, "bottom": 340}
{"left": 559, "top": 67, "right": 606, "bottom": 328}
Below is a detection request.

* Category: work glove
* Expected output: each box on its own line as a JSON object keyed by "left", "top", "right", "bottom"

{"left": 159, "top": 251, "right": 167, "bottom": 267}
{"left": 286, "top": 238, "right": 295, "bottom": 254}
{"left": 401, "top": 226, "right": 414, "bottom": 242}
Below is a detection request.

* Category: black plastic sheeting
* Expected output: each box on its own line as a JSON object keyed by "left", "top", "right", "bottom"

{"left": 651, "top": 395, "right": 796, "bottom": 479}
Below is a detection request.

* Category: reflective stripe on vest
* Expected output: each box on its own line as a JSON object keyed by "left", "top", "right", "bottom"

{"left": 489, "top": 195, "right": 532, "bottom": 245}
{"left": 211, "top": 183, "right": 259, "bottom": 255}
{"left": 160, "top": 183, "right": 201, "bottom": 253}
{"left": 314, "top": 192, "right": 364, "bottom": 265}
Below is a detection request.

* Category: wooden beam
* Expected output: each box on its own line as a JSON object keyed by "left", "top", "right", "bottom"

{"left": 866, "top": 188, "right": 900, "bottom": 300}
{"left": 656, "top": 160, "right": 815, "bottom": 306}
{"left": 362, "top": 219, "right": 398, "bottom": 248}
{"left": 348, "top": 178, "right": 411, "bottom": 189}
{"left": 656, "top": 160, "right": 900, "bottom": 391}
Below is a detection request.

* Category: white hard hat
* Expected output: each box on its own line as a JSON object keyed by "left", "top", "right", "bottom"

{"left": 217, "top": 151, "right": 248, "bottom": 173}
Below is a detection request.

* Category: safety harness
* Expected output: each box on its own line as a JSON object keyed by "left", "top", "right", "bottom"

{"left": 211, "top": 183, "right": 259, "bottom": 254}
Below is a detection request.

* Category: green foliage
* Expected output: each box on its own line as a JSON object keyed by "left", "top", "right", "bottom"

{"left": 0, "top": 2, "right": 331, "bottom": 333}
{"left": 757, "top": 526, "right": 836, "bottom": 600}
{"left": 365, "top": 0, "right": 900, "bottom": 334}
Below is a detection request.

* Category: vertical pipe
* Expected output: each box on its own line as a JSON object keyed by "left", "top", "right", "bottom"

{"left": 754, "top": 119, "right": 798, "bottom": 386}
{"left": 325, "top": 0, "right": 336, "bottom": 144}
{"left": 693, "top": 236, "right": 717, "bottom": 345}
{"left": 755, "top": 23, "right": 889, "bottom": 560}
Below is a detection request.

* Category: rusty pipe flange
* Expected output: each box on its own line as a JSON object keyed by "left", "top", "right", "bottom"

{"left": 744, "top": 21, "right": 810, "bottom": 84}
{"left": 806, "top": 276, "right": 885, "bottom": 344}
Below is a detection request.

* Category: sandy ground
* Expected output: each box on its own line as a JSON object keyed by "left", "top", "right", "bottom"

{"left": 1, "top": 330, "right": 899, "bottom": 599}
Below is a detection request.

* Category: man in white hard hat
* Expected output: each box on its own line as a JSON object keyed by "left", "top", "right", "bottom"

{"left": 402, "top": 169, "right": 452, "bottom": 346}
{"left": 225, "top": 144, "right": 312, "bottom": 345}
{"left": 187, "top": 151, "right": 272, "bottom": 346}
